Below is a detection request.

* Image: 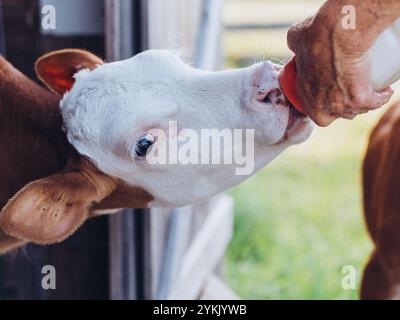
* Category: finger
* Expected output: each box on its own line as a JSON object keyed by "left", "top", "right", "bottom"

{"left": 356, "top": 107, "right": 371, "bottom": 114}
{"left": 367, "top": 87, "right": 394, "bottom": 110}
{"left": 341, "top": 111, "right": 357, "bottom": 120}
{"left": 287, "top": 16, "right": 314, "bottom": 52}
{"left": 298, "top": 93, "right": 337, "bottom": 126}
{"left": 310, "top": 113, "right": 338, "bottom": 127}
{"left": 287, "top": 24, "right": 301, "bottom": 52}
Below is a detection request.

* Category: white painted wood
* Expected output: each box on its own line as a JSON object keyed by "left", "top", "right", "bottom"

{"left": 156, "top": 207, "right": 193, "bottom": 299}
{"left": 145, "top": 0, "right": 202, "bottom": 61}
{"left": 168, "top": 195, "right": 234, "bottom": 300}
{"left": 199, "top": 275, "right": 241, "bottom": 300}
{"left": 195, "top": 0, "right": 224, "bottom": 70}
{"left": 140, "top": 0, "right": 232, "bottom": 301}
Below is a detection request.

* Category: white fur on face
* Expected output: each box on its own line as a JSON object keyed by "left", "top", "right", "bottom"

{"left": 61, "top": 50, "right": 313, "bottom": 207}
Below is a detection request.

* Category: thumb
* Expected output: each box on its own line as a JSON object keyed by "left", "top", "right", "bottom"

{"left": 287, "top": 16, "right": 314, "bottom": 53}
{"left": 368, "top": 87, "right": 394, "bottom": 110}
{"left": 287, "top": 24, "right": 301, "bottom": 53}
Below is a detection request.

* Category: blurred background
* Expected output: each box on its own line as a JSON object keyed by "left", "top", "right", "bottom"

{"left": 0, "top": 0, "right": 394, "bottom": 300}
{"left": 224, "top": 0, "right": 388, "bottom": 300}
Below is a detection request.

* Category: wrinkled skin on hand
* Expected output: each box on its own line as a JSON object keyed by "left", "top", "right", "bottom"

{"left": 287, "top": 0, "right": 399, "bottom": 126}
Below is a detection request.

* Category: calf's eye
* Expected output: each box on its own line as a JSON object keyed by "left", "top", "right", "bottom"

{"left": 135, "top": 133, "right": 155, "bottom": 157}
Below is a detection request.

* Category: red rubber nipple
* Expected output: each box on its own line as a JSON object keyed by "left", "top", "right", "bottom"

{"left": 279, "top": 57, "right": 305, "bottom": 114}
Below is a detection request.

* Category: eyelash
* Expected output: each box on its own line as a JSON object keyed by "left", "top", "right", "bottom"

{"left": 135, "top": 134, "right": 155, "bottom": 157}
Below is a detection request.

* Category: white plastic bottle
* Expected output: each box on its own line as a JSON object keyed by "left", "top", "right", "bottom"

{"left": 370, "top": 18, "right": 400, "bottom": 90}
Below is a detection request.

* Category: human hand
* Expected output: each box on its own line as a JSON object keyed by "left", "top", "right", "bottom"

{"left": 287, "top": 13, "right": 394, "bottom": 126}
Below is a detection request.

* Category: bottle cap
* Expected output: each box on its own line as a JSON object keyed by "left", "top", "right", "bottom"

{"left": 279, "top": 57, "right": 305, "bottom": 114}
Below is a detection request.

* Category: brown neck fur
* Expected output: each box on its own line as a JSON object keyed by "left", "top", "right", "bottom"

{"left": 0, "top": 56, "right": 69, "bottom": 209}
{"left": 0, "top": 56, "right": 153, "bottom": 253}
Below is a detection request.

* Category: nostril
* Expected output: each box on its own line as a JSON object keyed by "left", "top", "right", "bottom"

{"left": 257, "top": 88, "right": 279, "bottom": 104}
{"left": 261, "top": 91, "right": 273, "bottom": 104}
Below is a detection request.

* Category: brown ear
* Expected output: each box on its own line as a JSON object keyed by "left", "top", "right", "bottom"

{"left": 0, "top": 157, "right": 117, "bottom": 244}
{"left": 35, "top": 49, "right": 103, "bottom": 95}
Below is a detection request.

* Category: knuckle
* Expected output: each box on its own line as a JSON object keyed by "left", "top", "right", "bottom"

{"left": 287, "top": 28, "right": 299, "bottom": 49}
{"left": 347, "top": 89, "right": 369, "bottom": 109}
{"left": 348, "top": 94, "right": 365, "bottom": 108}
{"left": 287, "top": 22, "right": 307, "bottom": 49}
{"left": 314, "top": 115, "right": 334, "bottom": 127}
{"left": 343, "top": 112, "right": 357, "bottom": 120}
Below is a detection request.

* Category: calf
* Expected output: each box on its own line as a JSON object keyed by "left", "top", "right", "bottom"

{"left": 0, "top": 49, "right": 313, "bottom": 253}
{"left": 362, "top": 99, "right": 400, "bottom": 299}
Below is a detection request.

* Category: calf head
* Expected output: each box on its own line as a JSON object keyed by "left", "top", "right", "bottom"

{"left": 59, "top": 49, "right": 313, "bottom": 207}
{"left": 0, "top": 49, "right": 314, "bottom": 246}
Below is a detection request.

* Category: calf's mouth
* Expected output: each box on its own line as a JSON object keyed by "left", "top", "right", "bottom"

{"left": 287, "top": 104, "right": 306, "bottom": 131}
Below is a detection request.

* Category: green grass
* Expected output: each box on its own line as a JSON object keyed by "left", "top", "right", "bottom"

{"left": 222, "top": 0, "right": 400, "bottom": 300}
{"left": 224, "top": 111, "right": 389, "bottom": 299}
{"left": 223, "top": 0, "right": 325, "bottom": 65}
